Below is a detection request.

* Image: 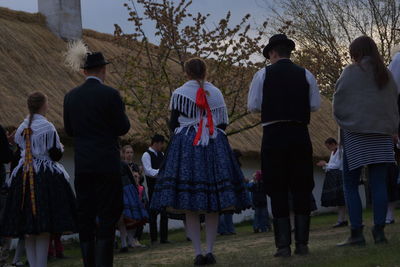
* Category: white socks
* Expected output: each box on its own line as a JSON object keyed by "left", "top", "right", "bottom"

{"left": 186, "top": 212, "right": 202, "bottom": 256}
{"left": 127, "top": 230, "right": 135, "bottom": 247}
{"left": 386, "top": 202, "right": 396, "bottom": 223}
{"left": 337, "top": 206, "right": 347, "bottom": 222}
{"left": 25, "top": 233, "right": 50, "bottom": 267}
{"left": 13, "top": 238, "right": 25, "bottom": 264}
{"left": 205, "top": 213, "right": 218, "bottom": 254}
{"left": 118, "top": 218, "right": 128, "bottom": 248}
{"left": 186, "top": 212, "right": 219, "bottom": 256}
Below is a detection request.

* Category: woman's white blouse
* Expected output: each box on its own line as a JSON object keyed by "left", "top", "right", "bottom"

{"left": 325, "top": 149, "right": 343, "bottom": 171}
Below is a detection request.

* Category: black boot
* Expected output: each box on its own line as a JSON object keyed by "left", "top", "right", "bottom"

{"left": 273, "top": 218, "right": 292, "bottom": 257}
{"left": 337, "top": 227, "right": 366, "bottom": 247}
{"left": 80, "top": 241, "right": 95, "bottom": 267}
{"left": 372, "top": 225, "right": 388, "bottom": 244}
{"left": 95, "top": 239, "right": 114, "bottom": 267}
{"left": 294, "top": 215, "right": 310, "bottom": 255}
{"left": 150, "top": 210, "right": 159, "bottom": 243}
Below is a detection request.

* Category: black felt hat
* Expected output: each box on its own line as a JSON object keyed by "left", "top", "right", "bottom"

{"left": 83, "top": 52, "right": 110, "bottom": 69}
{"left": 263, "top": 34, "right": 296, "bottom": 59}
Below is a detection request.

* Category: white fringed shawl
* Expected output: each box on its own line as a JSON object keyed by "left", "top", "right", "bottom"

{"left": 6, "top": 114, "right": 70, "bottom": 186}
{"left": 170, "top": 80, "right": 229, "bottom": 146}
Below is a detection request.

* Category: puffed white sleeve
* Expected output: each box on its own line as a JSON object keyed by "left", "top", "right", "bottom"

{"left": 247, "top": 68, "right": 266, "bottom": 113}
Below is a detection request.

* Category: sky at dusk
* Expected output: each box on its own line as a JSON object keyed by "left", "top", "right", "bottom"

{"left": 0, "top": 0, "right": 272, "bottom": 37}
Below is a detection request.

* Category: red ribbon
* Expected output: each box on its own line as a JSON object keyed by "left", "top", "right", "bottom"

{"left": 193, "top": 87, "right": 214, "bottom": 146}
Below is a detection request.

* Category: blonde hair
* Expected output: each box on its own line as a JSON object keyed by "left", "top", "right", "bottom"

{"left": 121, "top": 145, "right": 133, "bottom": 161}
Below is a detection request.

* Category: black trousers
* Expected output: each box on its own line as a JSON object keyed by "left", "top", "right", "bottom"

{"left": 261, "top": 123, "right": 315, "bottom": 218}
{"left": 147, "top": 177, "right": 168, "bottom": 242}
{"left": 134, "top": 225, "right": 143, "bottom": 240}
{"left": 75, "top": 173, "right": 123, "bottom": 242}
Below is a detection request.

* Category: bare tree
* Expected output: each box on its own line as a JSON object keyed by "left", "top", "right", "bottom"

{"left": 113, "top": 0, "right": 269, "bottom": 141}
{"left": 264, "top": 0, "right": 400, "bottom": 97}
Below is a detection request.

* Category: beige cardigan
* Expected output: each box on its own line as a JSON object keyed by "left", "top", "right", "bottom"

{"left": 333, "top": 58, "right": 399, "bottom": 135}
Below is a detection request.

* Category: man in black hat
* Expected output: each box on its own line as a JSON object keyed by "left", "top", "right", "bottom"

{"left": 247, "top": 34, "right": 321, "bottom": 257}
{"left": 64, "top": 52, "right": 130, "bottom": 267}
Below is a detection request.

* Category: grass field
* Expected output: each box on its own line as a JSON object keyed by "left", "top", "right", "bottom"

{"left": 45, "top": 210, "right": 400, "bottom": 267}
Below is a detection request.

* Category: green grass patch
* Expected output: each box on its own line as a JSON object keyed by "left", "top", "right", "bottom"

{"left": 37, "top": 209, "right": 400, "bottom": 266}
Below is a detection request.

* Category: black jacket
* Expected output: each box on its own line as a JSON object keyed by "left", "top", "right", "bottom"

{"left": 0, "top": 125, "right": 13, "bottom": 164}
{"left": 63, "top": 78, "right": 131, "bottom": 175}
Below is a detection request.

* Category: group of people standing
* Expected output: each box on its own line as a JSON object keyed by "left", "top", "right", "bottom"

{"left": 247, "top": 33, "right": 400, "bottom": 257}
{"left": 0, "top": 31, "right": 399, "bottom": 267}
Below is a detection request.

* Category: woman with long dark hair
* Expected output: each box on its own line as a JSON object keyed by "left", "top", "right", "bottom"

{"left": 0, "top": 92, "right": 77, "bottom": 267}
{"left": 150, "top": 58, "right": 250, "bottom": 265}
{"left": 333, "top": 36, "right": 399, "bottom": 246}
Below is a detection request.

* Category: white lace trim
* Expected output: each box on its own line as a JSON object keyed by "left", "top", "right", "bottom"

{"left": 170, "top": 81, "right": 229, "bottom": 146}
{"left": 6, "top": 114, "right": 70, "bottom": 186}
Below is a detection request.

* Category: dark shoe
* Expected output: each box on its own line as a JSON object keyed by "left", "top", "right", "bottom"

{"left": 253, "top": 228, "right": 260, "bottom": 233}
{"left": 333, "top": 221, "right": 348, "bottom": 228}
{"left": 273, "top": 217, "right": 292, "bottom": 257}
{"left": 337, "top": 228, "right": 366, "bottom": 247}
{"left": 80, "top": 241, "right": 95, "bottom": 267}
{"left": 294, "top": 215, "right": 310, "bottom": 255}
{"left": 160, "top": 240, "right": 171, "bottom": 244}
{"left": 194, "top": 255, "right": 206, "bottom": 265}
{"left": 11, "top": 262, "right": 25, "bottom": 267}
{"left": 95, "top": 239, "right": 114, "bottom": 267}
{"left": 372, "top": 225, "right": 388, "bottom": 244}
{"left": 119, "top": 247, "right": 129, "bottom": 253}
{"left": 56, "top": 252, "right": 69, "bottom": 259}
{"left": 48, "top": 254, "right": 55, "bottom": 260}
{"left": 205, "top": 253, "right": 217, "bottom": 265}
{"left": 294, "top": 244, "right": 309, "bottom": 255}
{"left": 186, "top": 237, "right": 192, "bottom": 242}
{"left": 274, "top": 247, "right": 291, "bottom": 257}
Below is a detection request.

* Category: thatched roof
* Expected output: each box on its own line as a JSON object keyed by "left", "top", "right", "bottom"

{"left": 0, "top": 7, "right": 337, "bottom": 158}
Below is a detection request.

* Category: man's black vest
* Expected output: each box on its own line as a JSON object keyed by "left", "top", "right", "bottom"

{"left": 146, "top": 149, "right": 165, "bottom": 176}
{"left": 261, "top": 59, "right": 310, "bottom": 124}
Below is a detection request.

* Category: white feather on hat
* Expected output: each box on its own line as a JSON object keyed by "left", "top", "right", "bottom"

{"left": 64, "top": 40, "right": 90, "bottom": 71}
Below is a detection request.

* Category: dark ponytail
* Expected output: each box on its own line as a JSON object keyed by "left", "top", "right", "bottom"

{"left": 27, "top": 92, "right": 47, "bottom": 129}
{"left": 349, "top": 36, "right": 390, "bottom": 88}
{"left": 184, "top": 58, "right": 207, "bottom": 89}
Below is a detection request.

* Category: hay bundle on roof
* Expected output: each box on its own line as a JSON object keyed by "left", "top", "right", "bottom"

{"left": 0, "top": 7, "right": 337, "bottom": 158}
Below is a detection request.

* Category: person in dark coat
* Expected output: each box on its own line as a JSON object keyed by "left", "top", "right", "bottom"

{"left": 0, "top": 125, "right": 13, "bottom": 185}
{"left": 248, "top": 34, "right": 321, "bottom": 257}
{"left": 0, "top": 125, "right": 13, "bottom": 258}
{"left": 63, "top": 48, "right": 131, "bottom": 267}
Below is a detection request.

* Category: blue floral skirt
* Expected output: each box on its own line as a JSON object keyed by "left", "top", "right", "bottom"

{"left": 150, "top": 127, "right": 251, "bottom": 213}
{"left": 122, "top": 184, "right": 148, "bottom": 229}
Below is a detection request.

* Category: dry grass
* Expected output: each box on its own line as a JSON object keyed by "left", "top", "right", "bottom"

{"left": 0, "top": 7, "right": 337, "bottom": 158}
{"left": 48, "top": 210, "right": 400, "bottom": 267}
